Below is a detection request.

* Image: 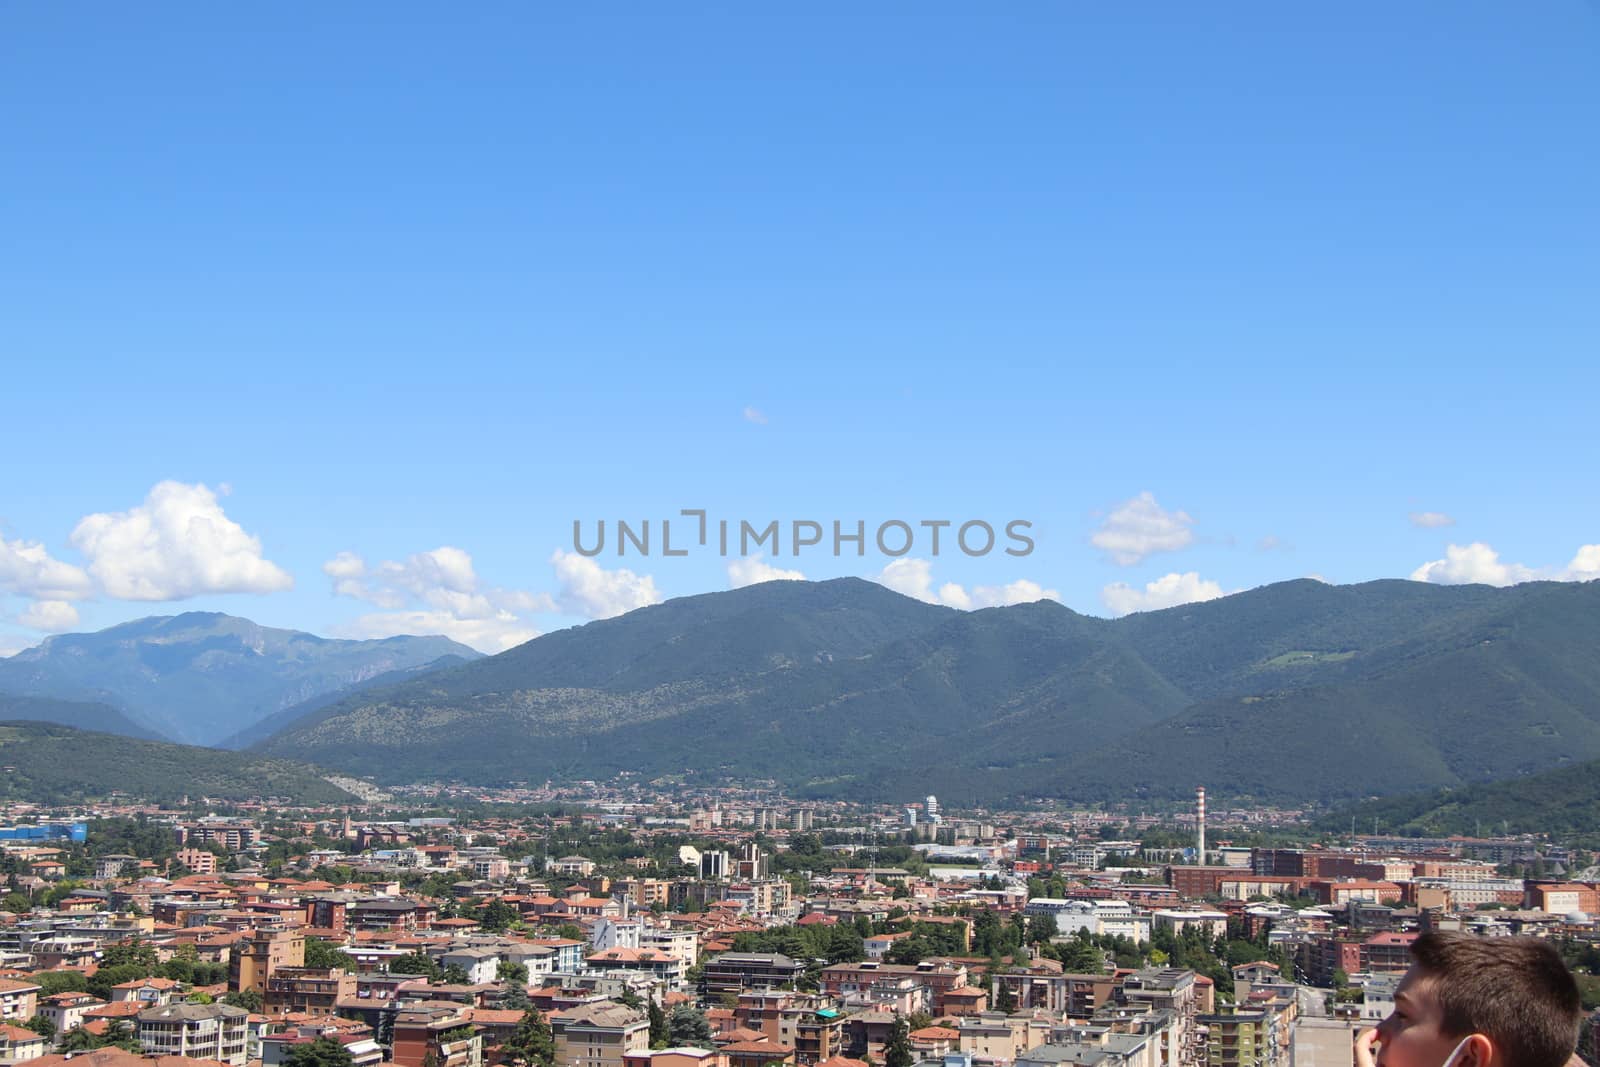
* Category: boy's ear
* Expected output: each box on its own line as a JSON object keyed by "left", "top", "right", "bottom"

{"left": 1461, "top": 1033, "right": 1496, "bottom": 1067}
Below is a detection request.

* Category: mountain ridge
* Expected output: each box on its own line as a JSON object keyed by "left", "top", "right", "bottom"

{"left": 0, "top": 720, "right": 358, "bottom": 805}
{"left": 0, "top": 612, "right": 482, "bottom": 745}
{"left": 249, "top": 576, "right": 1600, "bottom": 804}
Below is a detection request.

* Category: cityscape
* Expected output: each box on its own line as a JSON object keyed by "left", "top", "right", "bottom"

{"left": 3, "top": 7, "right": 1598, "bottom": 1067}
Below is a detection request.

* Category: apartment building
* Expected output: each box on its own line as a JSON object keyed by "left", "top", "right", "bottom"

{"left": 137, "top": 1002, "right": 251, "bottom": 1066}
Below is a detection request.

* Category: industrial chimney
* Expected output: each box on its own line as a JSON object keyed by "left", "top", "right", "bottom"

{"left": 1196, "top": 786, "right": 1207, "bottom": 866}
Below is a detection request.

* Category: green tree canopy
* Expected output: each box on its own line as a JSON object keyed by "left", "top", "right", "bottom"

{"left": 284, "top": 1036, "right": 356, "bottom": 1067}
{"left": 304, "top": 938, "right": 357, "bottom": 973}
{"left": 504, "top": 1007, "right": 556, "bottom": 1067}
{"left": 884, "top": 1018, "right": 913, "bottom": 1067}
{"left": 668, "top": 1005, "right": 714, "bottom": 1051}
{"left": 223, "top": 988, "right": 264, "bottom": 1012}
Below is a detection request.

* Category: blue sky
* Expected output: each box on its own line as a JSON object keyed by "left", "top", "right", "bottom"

{"left": 2, "top": 3, "right": 1597, "bottom": 654}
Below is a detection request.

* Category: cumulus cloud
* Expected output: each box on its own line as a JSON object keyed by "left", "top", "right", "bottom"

{"left": 1101, "top": 572, "right": 1226, "bottom": 616}
{"left": 871, "top": 558, "right": 1059, "bottom": 609}
{"left": 1092, "top": 492, "right": 1195, "bottom": 565}
{"left": 0, "top": 536, "right": 94, "bottom": 601}
{"left": 16, "top": 600, "right": 80, "bottom": 632}
{"left": 743, "top": 406, "right": 768, "bottom": 425}
{"left": 1410, "top": 511, "right": 1456, "bottom": 529}
{"left": 1410, "top": 543, "right": 1537, "bottom": 587}
{"left": 325, "top": 545, "right": 552, "bottom": 653}
{"left": 1564, "top": 545, "right": 1600, "bottom": 581}
{"left": 549, "top": 550, "right": 663, "bottom": 619}
{"left": 69, "top": 481, "right": 293, "bottom": 600}
{"left": 728, "top": 555, "right": 805, "bottom": 588}
{"left": 1409, "top": 541, "right": 1600, "bottom": 587}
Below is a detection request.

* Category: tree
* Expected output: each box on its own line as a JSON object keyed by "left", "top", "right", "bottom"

{"left": 23, "top": 1015, "right": 55, "bottom": 1039}
{"left": 504, "top": 1007, "right": 556, "bottom": 1067}
{"left": 102, "top": 939, "right": 159, "bottom": 971}
{"left": 59, "top": 1028, "right": 103, "bottom": 1053}
{"left": 34, "top": 971, "right": 88, "bottom": 996}
{"left": 88, "top": 963, "right": 152, "bottom": 1000}
{"left": 887, "top": 937, "right": 930, "bottom": 966}
{"left": 223, "top": 988, "right": 264, "bottom": 1012}
{"left": 648, "top": 1000, "right": 669, "bottom": 1048}
{"left": 1058, "top": 939, "right": 1103, "bottom": 975}
{"left": 393, "top": 951, "right": 442, "bottom": 979}
{"left": 304, "top": 938, "right": 357, "bottom": 973}
{"left": 503, "top": 982, "right": 532, "bottom": 1011}
{"left": 668, "top": 1005, "right": 714, "bottom": 1050}
{"left": 498, "top": 961, "right": 529, "bottom": 985}
{"left": 884, "top": 1018, "right": 913, "bottom": 1067}
{"left": 1026, "top": 914, "right": 1059, "bottom": 946}
{"left": 187, "top": 991, "right": 215, "bottom": 1004}
{"left": 993, "top": 976, "right": 1017, "bottom": 1014}
{"left": 440, "top": 964, "right": 471, "bottom": 986}
{"left": 2, "top": 892, "right": 31, "bottom": 913}
{"left": 616, "top": 987, "right": 643, "bottom": 1010}
{"left": 480, "top": 899, "right": 521, "bottom": 932}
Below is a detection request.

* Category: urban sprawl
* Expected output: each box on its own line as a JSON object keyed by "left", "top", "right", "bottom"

{"left": 1, "top": 784, "right": 1596, "bottom": 1067}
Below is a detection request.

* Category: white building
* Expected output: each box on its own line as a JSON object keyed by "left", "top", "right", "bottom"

{"left": 1150, "top": 909, "right": 1229, "bottom": 942}
{"left": 592, "top": 917, "right": 644, "bottom": 952}
{"left": 1025, "top": 898, "right": 1150, "bottom": 944}
{"left": 138, "top": 1002, "right": 251, "bottom": 1066}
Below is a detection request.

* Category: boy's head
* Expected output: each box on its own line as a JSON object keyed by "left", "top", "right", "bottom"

{"left": 1374, "top": 931, "right": 1582, "bottom": 1067}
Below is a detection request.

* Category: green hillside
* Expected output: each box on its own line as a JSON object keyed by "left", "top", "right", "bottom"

{"left": 1318, "top": 755, "right": 1600, "bottom": 840}
{"left": 242, "top": 577, "right": 1600, "bottom": 806}
{"left": 0, "top": 721, "right": 357, "bottom": 805}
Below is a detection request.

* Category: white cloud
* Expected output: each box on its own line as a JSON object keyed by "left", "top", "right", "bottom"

{"left": 1256, "top": 535, "right": 1290, "bottom": 552}
{"left": 1409, "top": 541, "right": 1600, "bottom": 587}
{"left": 325, "top": 545, "right": 555, "bottom": 653}
{"left": 17, "top": 600, "right": 80, "bottom": 633}
{"left": 1410, "top": 543, "right": 1536, "bottom": 587}
{"left": 69, "top": 481, "right": 293, "bottom": 601}
{"left": 743, "top": 406, "right": 769, "bottom": 425}
{"left": 871, "top": 558, "right": 1059, "bottom": 609}
{"left": 1101, "top": 572, "right": 1226, "bottom": 616}
{"left": 331, "top": 610, "right": 539, "bottom": 654}
{"left": 874, "top": 558, "right": 939, "bottom": 601}
{"left": 0, "top": 637, "right": 35, "bottom": 658}
{"left": 0, "top": 536, "right": 93, "bottom": 601}
{"left": 964, "top": 578, "right": 1061, "bottom": 608}
{"left": 1410, "top": 511, "right": 1456, "bottom": 529}
{"left": 1092, "top": 492, "right": 1195, "bottom": 566}
{"left": 549, "top": 550, "right": 663, "bottom": 619}
{"left": 727, "top": 555, "right": 806, "bottom": 588}
{"left": 1563, "top": 545, "right": 1600, "bottom": 581}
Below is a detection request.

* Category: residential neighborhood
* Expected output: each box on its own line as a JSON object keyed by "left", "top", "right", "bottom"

{"left": 1, "top": 787, "right": 1596, "bottom": 1067}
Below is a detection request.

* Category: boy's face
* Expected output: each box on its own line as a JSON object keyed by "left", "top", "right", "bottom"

{"left": 1373, "top": 967, "right": 1471, "bottom": 1067}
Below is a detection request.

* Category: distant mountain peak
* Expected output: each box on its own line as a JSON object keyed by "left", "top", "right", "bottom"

{"left": 0, "top": 613, "right": 482, "bottom": 746}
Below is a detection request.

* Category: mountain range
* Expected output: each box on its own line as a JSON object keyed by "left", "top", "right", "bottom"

{"left": 242, "top": 576, "right": 1600, "bottom": 806}
{"left": 0, "top": 613, "right": 479, "bottom": 745}
{"left": 7, "top": 577, "right": 1598, "bottom": 808}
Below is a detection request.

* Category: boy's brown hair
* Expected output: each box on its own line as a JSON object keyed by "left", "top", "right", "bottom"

{"left": 1408, "top": 931, "right": 1582, "bottom": 1067}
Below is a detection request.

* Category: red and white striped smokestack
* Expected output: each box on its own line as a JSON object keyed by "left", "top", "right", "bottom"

{"left": 1197, "top": 786, "right": 1207, "bottom": 866}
